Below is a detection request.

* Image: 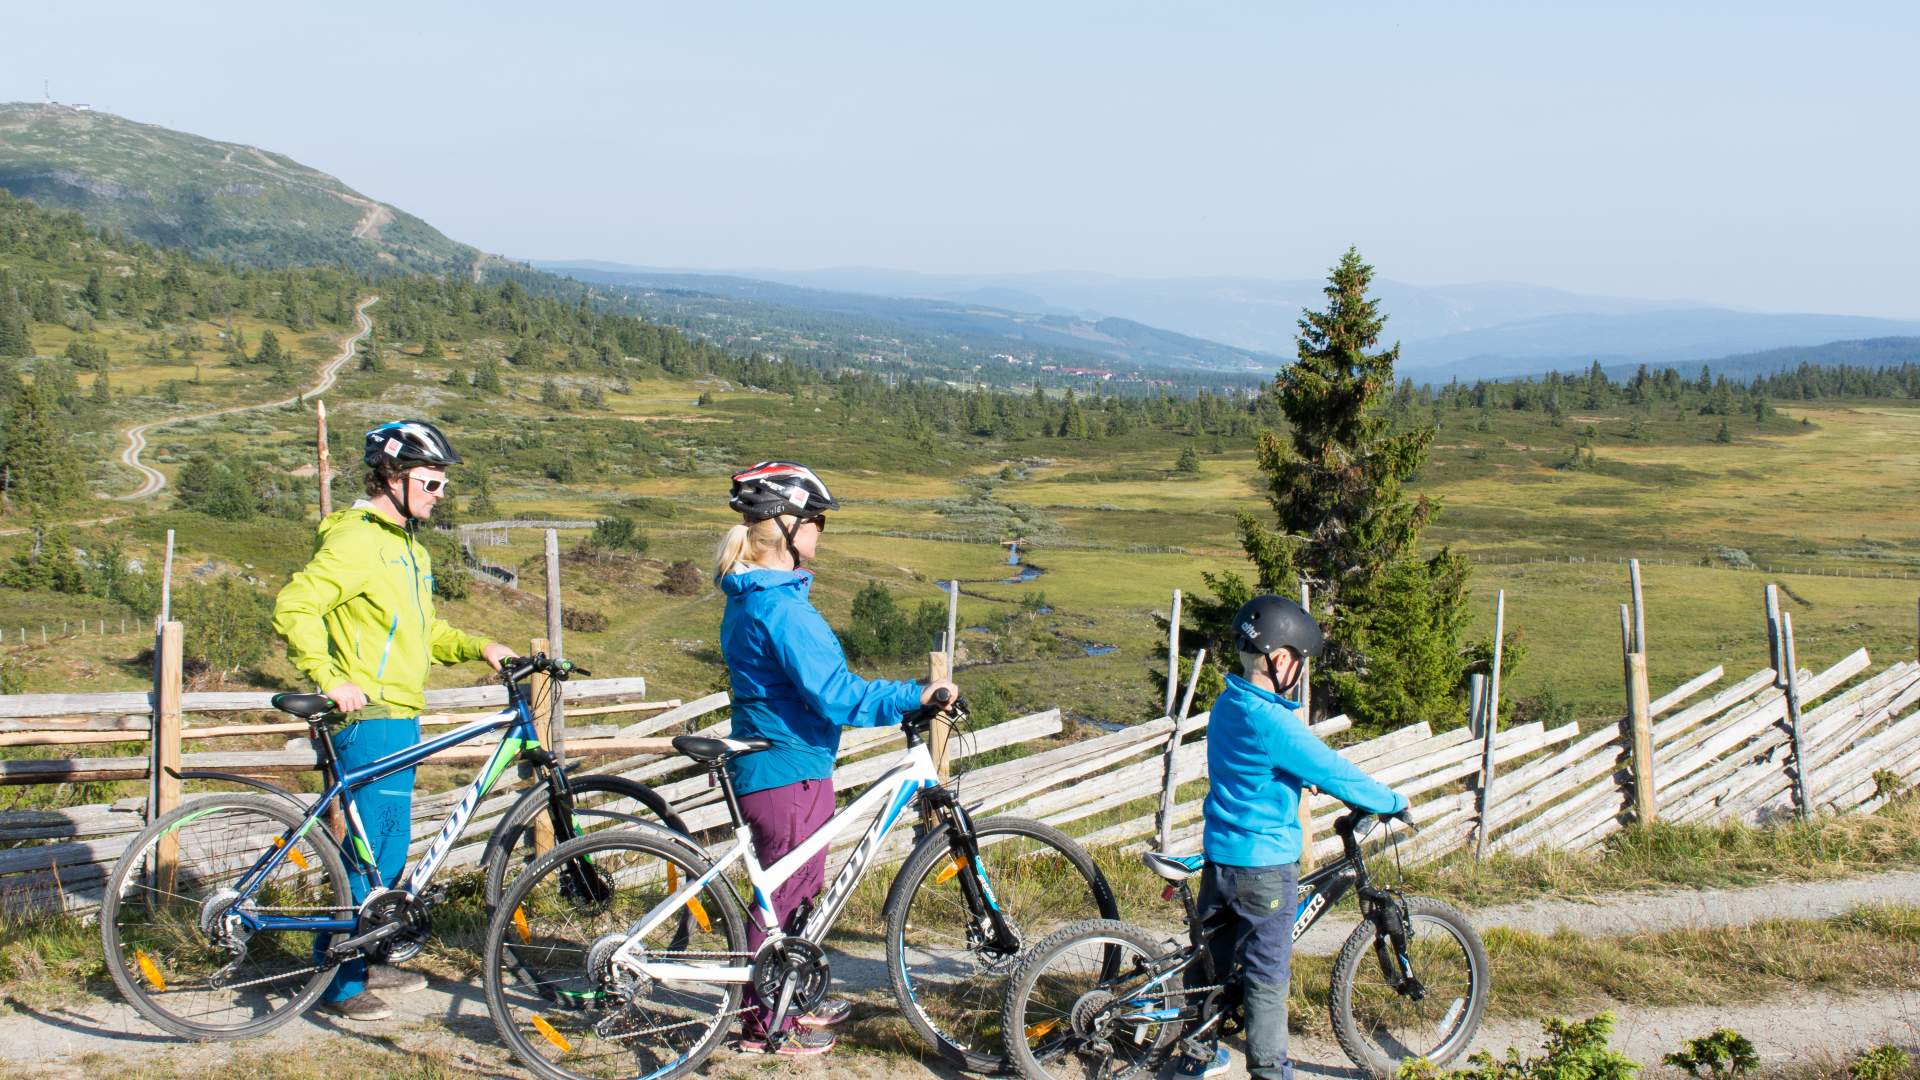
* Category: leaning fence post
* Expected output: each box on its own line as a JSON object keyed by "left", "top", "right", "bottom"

{"left": 945, "top": 579, "right": 959, "bottom": 673}
{"left": 1626, "top": 649, "right": 1655, "bottom": 825}
{"left": 316, "top": 399, "right": 332, "bottom": 518}
{"left": 1468, "top": 674, "right": 1493, "bottom": 859}
{"left": 1163, "top": 589, "right": 1182, "bottom": 720}
{"left": 150, "top": 620, "right": 185, "bottom": 893}
{"left": 543, "top": 529, "right": 566, "bottom": 766}
{"left": 159, "top": 529, "right": 175, "bottom": 628}
{"left": 529, "top": 635, "right": 557, "bottom": 855}
{"left": 1779, "top": 611, "right": 1813, "bottom": 817}
{"left": 928, "top": 636, "right": 953, "bottom": 782}
{"left": 1156, "top": 648, "right": 1204, "bottom": 852}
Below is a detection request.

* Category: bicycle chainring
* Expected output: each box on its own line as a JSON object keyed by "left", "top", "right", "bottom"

{"left": 357, "top": 887, "right": 432, "bottom": 964}
{"left": 750, "top": 938, "right": 830, "bottom": 1015}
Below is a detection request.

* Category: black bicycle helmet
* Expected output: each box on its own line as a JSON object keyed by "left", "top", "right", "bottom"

{"left": 729, "top": 461, "right": 838, "bottom": 570}
{"left": 728, "top": 461, "right": 838, "bottom": 522}
{"left": 364, "top": 419, "right": 463, "bottom": 470}
{"left": 1232, "top": 594, "right": 1324, "bottom": 660}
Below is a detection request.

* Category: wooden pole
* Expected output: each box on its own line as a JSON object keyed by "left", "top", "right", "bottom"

{"left": 1298, "top": 583, "right": 1312, "bottom": 721}
{"left": 1779, "top": 611, "right": 1813, "bottom": 817}
{"left": 1626, "top": 651, "right": 1655, "bottom": 826}
{"left": 1156, "top": 648, "right": 1206, "bottom": 853}
{"left": 1488, "top": 589, "right": 1505, "bottom": 735}
{"left": 159, "top": 529, "right": 175, "bottom": 628}
{"left": 1765, "top": 584, "right": 1784, "bottom": 677}
{"left": 1164, "top": 589, "right": 1182, "bottom": 720}
{"left": 529, "top": 636, "right": 556, "bottom": 855}
{"left": 150, "top": 621, "right": 184, "bottom": 894}
{"left": 1468, "top": 674, "right": 1493, "bottom": 859}
{"left": 945, "top": 579, "right": 959, "bottom": 671}
{"left": 315, "top": 399, "right": 332, "bottom": 518}
{"left": 543, "top": 530, "right": 565, "bottom": 766}
{"left": 928, "top": 642, "right": 953, "bottom": 782}
{"left": 1628, "top": 559, "right": 1646, "bottom": 653}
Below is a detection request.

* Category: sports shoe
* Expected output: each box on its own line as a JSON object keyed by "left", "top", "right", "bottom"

{"left": 365, "top": 965, "right": 428, "bottom": 994}
{"left": 319, "top": 992, "right": 393, "bottom": 1022}
{"left": 737, "top": 1028, "right": 836, "bottom": 1056}
{"left": 796, "top": 997, "right": 853, "bottom": 1028}
{"left": 1176, "top": 1047, "right": 1231, "bottom": 1078}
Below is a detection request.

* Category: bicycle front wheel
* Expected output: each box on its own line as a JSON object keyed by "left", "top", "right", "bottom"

{"left": 1329, "top": 895, "right": 1490, "bottom": 1076}
{"left": 100, "top": 794, "right": 352, "bottom": 1040}
{"left": 486, "top": 830, "right": 746, "bottom": 1080}
{"left": 1002, "top": 919, "right": 1182, "bottom": 1080}
{"left": 884, "top": 815, "right": 1118, "bottom": 1073}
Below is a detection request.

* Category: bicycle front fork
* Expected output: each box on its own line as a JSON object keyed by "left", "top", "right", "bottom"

{"left": 919, "top": 789, "right": 1021, "bottom": 954}
{"left": 1363, "top": 887, "right": 1427, "bottom": 1000}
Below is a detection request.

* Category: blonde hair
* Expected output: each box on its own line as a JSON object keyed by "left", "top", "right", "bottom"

{"left": 713, "top": 517, "right": 792, "bottom": 583}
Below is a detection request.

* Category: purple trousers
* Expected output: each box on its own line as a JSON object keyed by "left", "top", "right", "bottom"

{"left": 738, "top": 777, "right": 835, "bottom": 1036}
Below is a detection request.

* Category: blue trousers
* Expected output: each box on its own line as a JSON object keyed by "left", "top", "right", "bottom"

{"left": 316, "top": 716, "right": 421, "bottom": 1004}
{"left": 1193, "top": 862, "right": 1299, "bottom": 1080}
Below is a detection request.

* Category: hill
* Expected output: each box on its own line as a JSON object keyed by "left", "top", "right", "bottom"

{"left": 1688, "top": 336, "right": 1920, "bottom": 380}
{"left": 539, "top": 263, "right": 1281, "bottom": 381}
{"left": 0, "top": 102, "right": 478, "bottom": 275}
{"left": 599, "top": 263, "right": 1920, "bottom": 382}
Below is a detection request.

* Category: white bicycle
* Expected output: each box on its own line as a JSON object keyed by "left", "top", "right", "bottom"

{"left": 483, "top": 692, "right": 1120, "bottom": 1079}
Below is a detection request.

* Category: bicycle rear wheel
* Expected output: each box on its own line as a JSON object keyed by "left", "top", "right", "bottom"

{"left": 1329, "top": 895, "right": 1489, "bottom": 1077}
{"left": 482, "top": 773, "right": 689, "bottom": 909}
{"left": 485, "top": 830, "right": 746, "bottom": 1080}
{"left": 1002, "top": 919, "right": 1182, "bottom": 1080}
{"left": 100, "top": 794, "right": 352, "bottom": 1040}
{"left": 884, "top": 815, "right": 1118, "bottom": 1073}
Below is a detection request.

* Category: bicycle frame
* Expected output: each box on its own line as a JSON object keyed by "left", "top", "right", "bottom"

{"left": 608, "top": 739, "right": 948, "bottom": 983}
{"left": 227, "top": 696, "right": 543, "bottom": 935}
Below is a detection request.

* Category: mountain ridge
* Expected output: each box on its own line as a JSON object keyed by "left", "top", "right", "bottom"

{"left": 0, "top": 102, "right": 478, "bottom": 275}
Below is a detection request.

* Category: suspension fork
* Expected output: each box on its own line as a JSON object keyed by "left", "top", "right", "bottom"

{"left": 1362, "top": 885, "right": 1426, "bottom": 1000}
{"left": 919, "top": 788, "right": 1021, "bottom": 953}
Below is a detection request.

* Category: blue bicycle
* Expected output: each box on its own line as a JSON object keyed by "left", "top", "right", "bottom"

{"left": 100, "top": 653, "right": 677, "bottom": 1040}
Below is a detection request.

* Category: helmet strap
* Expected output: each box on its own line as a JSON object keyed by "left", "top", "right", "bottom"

{"left": 775, "top": 516, "right": 805, "bottom": 571}
{"left": 387, "top": 473, "right": 421, "bottom": 531}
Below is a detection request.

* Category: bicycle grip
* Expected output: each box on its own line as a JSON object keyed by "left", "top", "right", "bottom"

{"left": 931, "top": 687, "right": 953, "bottom": 706}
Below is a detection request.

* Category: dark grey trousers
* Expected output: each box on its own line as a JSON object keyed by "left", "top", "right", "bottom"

{"left": 1193, "top": 861, "right": 1299, "bottom": 1080}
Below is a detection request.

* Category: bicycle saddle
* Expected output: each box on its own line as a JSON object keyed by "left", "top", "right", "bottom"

{"left": 1141, "top": 851, "right": 1204, "bottom": 882}
{"left": 271, "top": 693, "right": 335, "bottom": 720}
{"left": 673, "top": 735, "right": 774, "bottom": 763}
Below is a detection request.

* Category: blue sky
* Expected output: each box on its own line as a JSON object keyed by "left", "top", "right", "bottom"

{"left": 4, "top": 1, "right": 1915, "bottom": 316}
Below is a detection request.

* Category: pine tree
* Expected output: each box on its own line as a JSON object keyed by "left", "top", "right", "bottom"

{"left": 90, "top": 365, "right": 110, "bottom": 404}
{"left": 254, "top": 329, "right": 286, "bottom": 366}
{"left": 0, "top": 379, "right": 84, "bottom": 508}
{"left": 467, "top": 469, "right": 498, "bottom": 519}
{"left": 1175, "top": 444, "right": 1201, "bottom": 474}
{"left": 1191, "top": 248, "right": 1476, "bottom": 731}
{"left": 0, "top": 298, "right": 29, "bottom": 358}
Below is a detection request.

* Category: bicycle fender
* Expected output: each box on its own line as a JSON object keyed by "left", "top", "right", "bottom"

{"left": 169, "top": 768, "right": 309, "bottom": 811}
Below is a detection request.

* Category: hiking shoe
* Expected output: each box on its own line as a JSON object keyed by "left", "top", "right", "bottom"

{"left": 1176, "top": 1047, "right": 1231, "bottom": 1078}
{"left": 796, "top": 997, "right": 853, "bottom": 1028}
{"left": 365, "top": 965, "right": 428, "bottom": 994}
{"left": 737, "top": 1028, "right": 836, "bottom": 1056}
{"left": 320, "top": 992, "right": 393, "bottom": 1022}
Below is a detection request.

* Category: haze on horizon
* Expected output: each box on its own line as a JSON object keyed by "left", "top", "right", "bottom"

{"left": 3, "top": 0, "right": 1915, "bottom": 319}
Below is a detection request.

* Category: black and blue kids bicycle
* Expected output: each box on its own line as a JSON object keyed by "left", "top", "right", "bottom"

{"left": 100, "top": 653, "right": 680, "bottom": 1040}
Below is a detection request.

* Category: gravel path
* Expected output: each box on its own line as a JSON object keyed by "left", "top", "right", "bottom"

{"left": 113, "top": 295, "right": 378, "bottom": 499}
{"left": 7, "top": 868, "right": 1918, "bottom": 1078}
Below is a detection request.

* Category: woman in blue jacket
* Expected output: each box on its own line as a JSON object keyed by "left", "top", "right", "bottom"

{"left": 713, "top": 461, "right": 956, "bottom": 1056}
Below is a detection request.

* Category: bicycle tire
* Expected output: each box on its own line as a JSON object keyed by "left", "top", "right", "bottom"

{"left": 481, "top": 773, "right": 690, "bottom": 909}
{"left": 1001, "top": 918, "right": 1182, "bottom": 1080}
{"left": 485, "top": 829, "right": 747, "bottom": 1080}
{"left": 1329, "top": 895, "right": 1489, "bottom": 1077}
{"left": 884, "top": 815, "right": 1118, "bottom": 1074}
{"left": 100, "top": 793, "right": 353, "bottom": 1040}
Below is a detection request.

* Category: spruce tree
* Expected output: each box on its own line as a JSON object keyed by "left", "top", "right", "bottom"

{"left": 0, "top": 379, "right": 84, "bottom": 509}
{"left": 1191, "top": 248, "right": 1476, "bottom": 731}
{"left": 91, "top": 365, "right": 110, "bottom": 404}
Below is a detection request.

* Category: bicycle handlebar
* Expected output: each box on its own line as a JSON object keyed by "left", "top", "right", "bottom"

{"left": 498, "top": 653, "right": 591, "bottom": 687}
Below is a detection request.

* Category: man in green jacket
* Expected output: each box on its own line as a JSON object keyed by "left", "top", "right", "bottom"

{"left": 272, "top": 419, "right": 512, "bottom": 1021}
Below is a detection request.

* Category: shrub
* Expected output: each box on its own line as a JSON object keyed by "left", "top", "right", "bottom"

{"left": 659, "top": 560, "right": 704, "bottom": 596}
{"left": 1399, "top": 1013, "right": 1639, "bottom": 1080}
{"left": 172, "top": 577, "right": 274, "bottom": 678}
{"left": 842, "top": 582, "right": 946, "bottom": 665}
{"left": 1664, "top": 1030, "right": 1757, "bottom": 1078}
{"left": 419, "top": 530, "right": 470, "bottom": 600}
{"left": 562, "top": 608, "right": 608, "bottom": 633}
{"left": 1851, "top": 1046, "right": 1913, "bottom": 1080}
{"left": 587, "top": 515, "right": 649, "bottom": 556}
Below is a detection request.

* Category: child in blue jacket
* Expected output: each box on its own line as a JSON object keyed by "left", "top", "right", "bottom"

{"left": 714, "top": 461, "right": 956, "bottom": 1056}
{"left": 1189, "top": 595, "right": 1408, "bottom": 1080}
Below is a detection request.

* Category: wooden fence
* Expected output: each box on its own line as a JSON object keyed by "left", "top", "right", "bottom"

{"left": 6, "top": 559, "right": 1920, "bottom": 914}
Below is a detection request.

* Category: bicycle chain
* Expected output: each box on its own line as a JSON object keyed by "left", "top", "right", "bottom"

{"left": 601, "top": 1006, "right": 751, "bottom": 1042}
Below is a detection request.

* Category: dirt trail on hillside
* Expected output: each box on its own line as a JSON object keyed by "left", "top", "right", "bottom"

{"left": 7, "top": 867, "right": 1918, "bottom": 1078}
{"left": 113, "top": 295, "right": 377, "bottom": 499}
